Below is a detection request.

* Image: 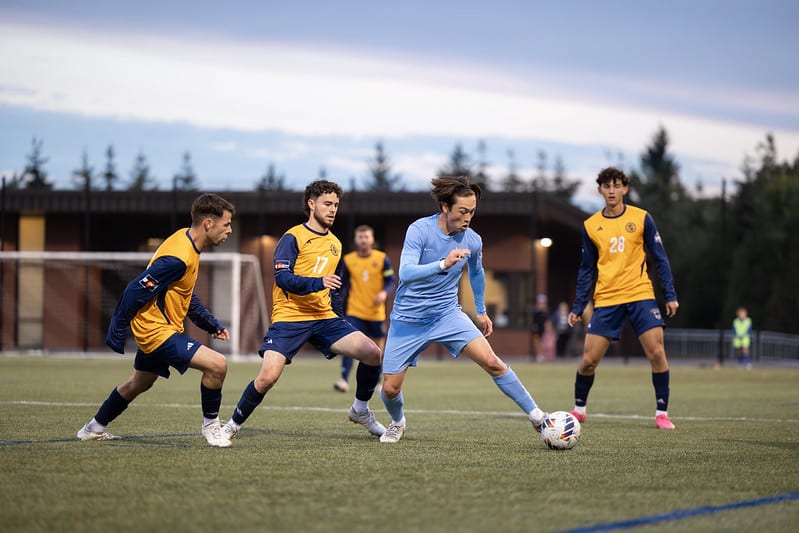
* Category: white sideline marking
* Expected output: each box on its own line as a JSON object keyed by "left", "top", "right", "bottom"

{"left": 3, "top": 400, "right": 798, "bottom": 423}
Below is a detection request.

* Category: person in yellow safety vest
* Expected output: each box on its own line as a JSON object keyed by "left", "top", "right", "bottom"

{"left": 733, "top": 307, "right": 752, "bottom": 370}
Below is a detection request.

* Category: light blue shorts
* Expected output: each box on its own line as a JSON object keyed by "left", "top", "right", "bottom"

{"left": 382, "top": 310, "right": 483, "bottom": 375}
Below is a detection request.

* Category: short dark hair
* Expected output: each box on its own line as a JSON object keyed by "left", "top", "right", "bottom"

{"left": 303, "top": 180, "right": 343, "bottom": 216}
{"left": 191, "top": 193, "right": 235, "bottom": 225}
{"left": 354, "top": 224, "right": 374, "bottom": 234}
{"left": 596, "top": 166, "right": 629, "bottom": 186}
{"left": 430, "top": 175, "right": 482, "bottom": 210}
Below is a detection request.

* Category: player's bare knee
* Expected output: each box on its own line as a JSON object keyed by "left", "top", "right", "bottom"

{"left": 360, "top": 341, "right": 382, "bottom": 366}
{"left": 382, "top": 382, "right": 401, "bottom": 398}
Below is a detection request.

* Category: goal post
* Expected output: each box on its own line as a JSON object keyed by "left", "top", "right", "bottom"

{"left": 0, "top": 251, "right": 269, "bottom": 357}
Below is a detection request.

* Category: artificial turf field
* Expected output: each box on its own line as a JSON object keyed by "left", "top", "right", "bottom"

{"left": 1, "top": 354, "right": 797, "bottom": 533}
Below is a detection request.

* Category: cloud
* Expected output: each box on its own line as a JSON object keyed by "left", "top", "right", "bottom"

{"left": 1, "top": 18, "right": 798, "bottom": 195}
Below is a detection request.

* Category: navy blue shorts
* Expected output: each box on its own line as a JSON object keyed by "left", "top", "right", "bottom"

{"left": 587, "top": 300, "right": 665, "bottom": 340}
{"left": 258, "top": 318, "right": 360, "bottom": 363}
{"left": 134, "top": 333, "right": 202, "bottom": 378}
{"left": 346, "top": 316, "right": 385, "bottom": 339}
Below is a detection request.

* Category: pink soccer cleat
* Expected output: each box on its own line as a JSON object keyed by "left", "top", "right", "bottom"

{"left": 655, "top": 413, "right": 675, "bottom": 430}
{"left": 570, "top": 409, "right": 586, "bottom": 423}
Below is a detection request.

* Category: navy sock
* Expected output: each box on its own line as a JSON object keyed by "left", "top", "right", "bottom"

{"left": 231, "top": 381, "right": 266, "bottom": 425}
{"left": 574, "top": 372, "right": 595, "bottom": 408}
{"left": 95, "top": 387, "right": 130, "bottom": 426}
{"left": 200, "top": 383, "right": 222, "bottom": 420}
{"left": 341, "top": 356, "right": 354, "bottom": 381}
{"left": 652, "top": 370, "right": 670, "bottom": 411}
{"left": 354, "top": 362, "right": 381, "bottom": 401}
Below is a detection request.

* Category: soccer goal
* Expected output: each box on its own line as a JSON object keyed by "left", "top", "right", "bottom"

{"left": 0, "top": 251, "right": 269, "bottom": 357}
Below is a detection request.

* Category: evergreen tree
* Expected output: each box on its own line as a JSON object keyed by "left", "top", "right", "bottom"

{"left": 500, "top": 149, "right": 524, "bottom": 192}
{"left": 473, "top": 140, "right": 491, "bottom": 191}
{"left": 726, "top": 134, "right": 799, "bottom": 333}
{"left": 550, "top": 156, "right": 580, "bottom": 200}
{"left": 21, "top": 137, "right": 52, "bottom": 190}
{"left": 255, "top": 163, "right": 287, "bottom": 191}
{"left": 437, "top": 143, "right": 473, "bottom": 178}
{"left": 173, "top": 151, "right": 199, "bottom": 190}
{"left": 128, "top": 151, "right": 158, "bottom": 191}
{"left": 364, "top": 141, "right": 402, "bottom": 191}
{"left": 102, "top": 145, "right": 119, "bottom": 191}
{"left": 72, "top": 150, "right": 94, "bottom": 190}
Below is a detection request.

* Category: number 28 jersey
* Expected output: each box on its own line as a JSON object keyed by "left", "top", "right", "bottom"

{"left": 271, "top": 223, "right": 342, "bottom": 322}
{"left": 573, "top": 204, "right": 677, "bottom": 314}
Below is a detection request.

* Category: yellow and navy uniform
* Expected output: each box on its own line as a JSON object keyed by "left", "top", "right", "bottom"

{"left": 106, "top": 228, "right": 224, "bottom": 354}
{"left": 573, "top": 205, "right": 676, "bottom": 315}
{"left": 341, "top": 250, "right": 395, "bottom": 322}
{"left": 272, "top": 223, "right": 343, "bottom": 322}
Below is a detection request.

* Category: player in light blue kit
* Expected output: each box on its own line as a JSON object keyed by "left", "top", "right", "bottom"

{"left": 379, "top": 175, "right": 547, "bottom": 443}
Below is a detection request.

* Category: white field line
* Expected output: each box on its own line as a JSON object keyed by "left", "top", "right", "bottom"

{"left": 3, "top": 400, "right": 799, "bottom": 423}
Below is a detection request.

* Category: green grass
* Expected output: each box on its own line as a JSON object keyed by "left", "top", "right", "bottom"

{"left": 1, "top": 355, "right": 798, "bottom": 533}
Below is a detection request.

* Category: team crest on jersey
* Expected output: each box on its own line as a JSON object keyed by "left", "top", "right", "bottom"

{"left": 330, "top": 244, "right": 339, "bottom": 256}
{"left": 138, "top": 274, "right": 160, "bottom": 292}
{"left": 650, "top": 307, "right": 662, "bottom": 320}
{"left": 626, "top": 222, "right": 637, "bottom": 233}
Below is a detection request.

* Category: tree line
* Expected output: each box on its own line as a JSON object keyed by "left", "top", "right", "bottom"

{"left": 4, "top": 129, "right": 798, "bottom": 334}
{"left": 4, "top": 138, "right": 580, "bottom": 195}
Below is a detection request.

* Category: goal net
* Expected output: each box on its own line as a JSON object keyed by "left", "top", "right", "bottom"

{"left": 0, "top": 251, "right": 269, "bottom": 357}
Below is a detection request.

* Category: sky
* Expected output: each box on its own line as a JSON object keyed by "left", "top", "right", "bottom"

{"left": 1, "top": 0, "right": 798, "bottom": 210}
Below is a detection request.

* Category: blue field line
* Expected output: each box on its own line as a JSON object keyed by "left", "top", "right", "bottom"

{"left": 554, "top": 492, "right": 799, "bottom": 533}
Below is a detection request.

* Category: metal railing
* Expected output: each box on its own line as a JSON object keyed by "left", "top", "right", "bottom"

{"left": 664, "top": 328, "right": 799, "bottom": 362}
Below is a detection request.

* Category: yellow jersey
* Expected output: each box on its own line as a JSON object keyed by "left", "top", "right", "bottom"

{"left": 342, "top": 249, "right": 394, "bottom": 321}
{"left": 130, "top": 229, "right": 200, "bottom": 352}
{"left": 271, "top": 223, "right": 343, "bottom": 322}
{"left": 573, "top": 204, "right": 676, "bottom": 313}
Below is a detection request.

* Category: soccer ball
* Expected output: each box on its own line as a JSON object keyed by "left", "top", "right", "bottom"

{"left": 540, "top": 411, "right": 581, "bottom": 450}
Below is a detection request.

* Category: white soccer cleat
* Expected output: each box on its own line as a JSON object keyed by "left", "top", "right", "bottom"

{"left": 221, "top": 421, "right": 239, "bottom": 441}
{"left": 201, "top": 420, "right": 232, "bottom": 447}
{"left": 77, "top": 423, "right": 121, "bottom": 441}
{"left": 347, "top": 407, "right": 386, "bottom": 436}
{"left": 333, "top": 378, "right": 349, "bottom": 393}
{"left": 379, "top": 421, "right": 406, "bottom": 443}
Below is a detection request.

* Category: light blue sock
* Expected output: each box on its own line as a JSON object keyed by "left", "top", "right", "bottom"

{"left": 493, "top": 367, "right": 537, "bottom": 413}
{"left": 381, "top": 390, "right": 404, "bottom": 423}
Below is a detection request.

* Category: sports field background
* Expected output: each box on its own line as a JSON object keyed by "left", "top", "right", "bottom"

{"left": 1, "top": 355, "right": 797, "bottom": 532}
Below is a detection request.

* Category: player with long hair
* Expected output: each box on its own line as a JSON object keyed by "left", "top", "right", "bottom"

{"left": 378, "top": 175, "right": 547, "bottom": 443}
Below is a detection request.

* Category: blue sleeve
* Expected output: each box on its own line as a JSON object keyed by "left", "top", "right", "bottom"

{"left": 643, "top": 213, "right": 678, "bottom": 302}
{"left": 572, "top": 228, "right": 598, "bottom": 316}
{"left": 467, "top": 249, "right": 487, "bottom": 315}
{"left": 382, "top": 255, "right": 396, "bottom": 294}
{"left": 398, "top": 223, "right": 443, "bottom": 282}
{"left": 330, "top": 258, "right": 345, "bottom": 317}
{"left": 187, "top": 293, "right": 225, "bottom": 334}
{"left": 105, "top": 256, "right": 186, "bottom": 354}
{"left": 273, "top": 233, "right": 325, "bottom": 295}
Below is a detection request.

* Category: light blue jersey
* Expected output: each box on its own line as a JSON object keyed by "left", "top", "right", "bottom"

{"left": 391, "top": 214, "right": 486, "bottom": 321}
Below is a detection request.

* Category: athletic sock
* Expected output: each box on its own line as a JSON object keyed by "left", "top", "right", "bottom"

{"left": 200, "top": 383, "right": 222, "bottom": 421}
{"left": 381, "top": 390, "right": 404, "bottom": 423}
{"left": 231, "top": 380, "right": 266, "bottom": 425}
{"left": 652, "top": 370, "right": 670, "bottom": 412}
{"left": 493, "top": 367, "right": 537, "bottom": 413}
{"left": 352, "top": 399, "right": 369, "bottom": 412}
{"left": 341, "top": 356, "right": 354, "bottom": 381}
{"left": 574, "top": 372, "right": 595, "bottom": 408}
{"left": 94, "top": 387, "right": 130, "bottom": 426}
{"left": 354, "top": 362, "right": 381, "bottom": 402}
